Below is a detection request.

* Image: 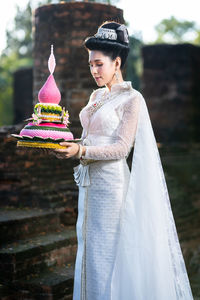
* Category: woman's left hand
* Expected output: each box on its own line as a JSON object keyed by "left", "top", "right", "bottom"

{"left": 52, "top": 142, "right": 79, "bottom": 159}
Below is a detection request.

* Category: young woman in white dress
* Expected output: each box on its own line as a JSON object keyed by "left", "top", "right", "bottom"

{"left": 53, "top": 21, "right": 194, "bottom": 300}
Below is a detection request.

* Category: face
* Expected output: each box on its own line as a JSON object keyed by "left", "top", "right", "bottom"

{"left": 88, "top": 50, "right": 119, "bottom": 87}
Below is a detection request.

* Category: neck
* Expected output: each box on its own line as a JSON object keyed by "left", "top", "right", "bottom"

{"left": 106, "top": 71, "right": 124, "bottom": 92}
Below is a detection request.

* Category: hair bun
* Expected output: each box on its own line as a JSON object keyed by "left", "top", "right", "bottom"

{"left": 116, "top": 24, "right": 129, "bottom": 44}
{"left": 84, "top": 21, "right": 130, "bottom": 69}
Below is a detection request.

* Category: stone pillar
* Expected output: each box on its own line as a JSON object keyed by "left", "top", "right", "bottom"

{"left": 141, "top": 43, "right": 200, "bottom": 143}
{"left": 33, "top": 2, "right": 124, "bottom": 136}
{"left": 13, "top": 67, "right": 33, "bottom": 124}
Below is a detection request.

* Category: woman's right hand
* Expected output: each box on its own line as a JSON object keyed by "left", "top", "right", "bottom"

{"left": 39, "top": 148, "right": 71, "bottom": 159}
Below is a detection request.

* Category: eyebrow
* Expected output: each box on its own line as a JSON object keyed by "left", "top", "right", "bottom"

{"left": 88, "top": 59, "right": 102, "bottom": 63}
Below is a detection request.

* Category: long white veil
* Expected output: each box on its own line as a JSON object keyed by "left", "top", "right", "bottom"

{"left": 111, "top": 93, "right": 194, "bottom": 300}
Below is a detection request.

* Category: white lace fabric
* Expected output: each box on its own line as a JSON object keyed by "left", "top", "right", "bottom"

{"left": 73, "top": 81, "right": 194, "bottom": 300}
{"left": 79, "top": 81, "right": 141, "bottom": 160}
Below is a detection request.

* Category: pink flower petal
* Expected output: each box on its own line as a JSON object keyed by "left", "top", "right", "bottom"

{"left": 48, "top": 45, "right": 56, "bottom": 75}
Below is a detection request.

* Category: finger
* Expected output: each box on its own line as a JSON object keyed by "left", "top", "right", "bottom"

{"left": 41, "top": 148, "right": 47, "bottom": 154}
{"left": 44, "top": 149, "right": 49, "bottom": 154}
{"left": 49, "top": 150, "right": 57, "bottom": 156}
{"left": 53, "top": 148, "right": 69, "bottom": 153}
{"left": 56, "top": 154, "right": 64, "bottom": 159}
{"left": 57, "top": 153, "right": 68, "bottom": 159}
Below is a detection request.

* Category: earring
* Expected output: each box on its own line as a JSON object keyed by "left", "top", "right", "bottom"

{"left": 115, "top": 70, "right": 120, "bottom": 83}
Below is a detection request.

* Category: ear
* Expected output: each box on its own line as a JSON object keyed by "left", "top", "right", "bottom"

{"left": 115, "top": 56, "right": 121, "bottom": 70}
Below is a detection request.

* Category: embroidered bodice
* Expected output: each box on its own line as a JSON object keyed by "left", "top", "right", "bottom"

{"left": 79, "top": 81, "right": 141, "bottom": 160}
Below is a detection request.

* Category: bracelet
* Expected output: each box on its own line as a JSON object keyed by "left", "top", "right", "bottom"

{"left": 76, "top": 144, "right": 83, "bottom": 159}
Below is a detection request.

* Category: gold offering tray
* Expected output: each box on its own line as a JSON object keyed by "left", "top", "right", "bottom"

{"left": 11, "top": 134, "right": 82, "bottom": 149}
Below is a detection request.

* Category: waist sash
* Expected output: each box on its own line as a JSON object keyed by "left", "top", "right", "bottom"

{"left": 73, "top": 159, "right": 96, "bottom": 187}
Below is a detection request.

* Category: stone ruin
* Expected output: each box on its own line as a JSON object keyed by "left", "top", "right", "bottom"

{"left": 0, "top": 2, "right": 200, "bottom": 299}
{"left": 0, "top": 2, "right": 125, "bottom": 299}
{"left": 142, "top": 43, "right": 200, "bottom": 143}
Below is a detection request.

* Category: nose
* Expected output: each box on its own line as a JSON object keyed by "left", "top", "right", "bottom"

{"left": 90, "top": 65, "right": 98, "bottom": 76}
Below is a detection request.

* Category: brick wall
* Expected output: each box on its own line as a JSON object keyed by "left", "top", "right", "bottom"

{"left": 33, "top": 2, "right": 124, "bottom": 137}
{"left": 1, "top": 1, "right": 124, "bottom": 212}
{"left": 141, "top": 43, "right": 200, "bottom": 143}
{"left": 0, "top": 124, "right": 77, "bottom": 220}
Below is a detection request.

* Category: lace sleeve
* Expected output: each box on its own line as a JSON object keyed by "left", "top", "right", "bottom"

{"left": 82, "top": 93, "right": 141, "bottom": 160}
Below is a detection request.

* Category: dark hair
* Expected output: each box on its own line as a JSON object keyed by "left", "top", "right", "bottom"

{"left": 84, "top": 21, "right": 130, "bottom": 69}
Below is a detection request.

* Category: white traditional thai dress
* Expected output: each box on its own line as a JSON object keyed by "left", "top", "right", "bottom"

{"left": 72, "top": 81, "right": 194, "bottom": 300}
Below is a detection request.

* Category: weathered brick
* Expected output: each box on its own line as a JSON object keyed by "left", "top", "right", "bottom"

{"left": 0, "top": 2, "right": 125, "bottom": 299}
{"left": 33, "top": 2, "right": 124, "bottom": 118}
{"left": 142, "top": 44, "right": 200, "bottom": 143}
{"left": 71, "top": 90, "right": 89, "bottom": 100}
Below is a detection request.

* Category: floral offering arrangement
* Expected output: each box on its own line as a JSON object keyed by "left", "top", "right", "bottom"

{"left": 12, "top": 45, "right": 81, "bottom": 149}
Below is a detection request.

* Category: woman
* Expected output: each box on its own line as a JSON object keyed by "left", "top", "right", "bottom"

{"left": 54, "top": 21, "right": 194, "bottom": 300}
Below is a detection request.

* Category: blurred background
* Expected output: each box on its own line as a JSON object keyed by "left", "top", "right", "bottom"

{"left": 0, "top": 1, "right": 200, "bottom": 299}
{"left": 1, "top": 0, "right": 200, "bottom": 125}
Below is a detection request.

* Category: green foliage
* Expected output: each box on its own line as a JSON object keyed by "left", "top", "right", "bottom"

{"left": 0, "top": 0, "right": 54, "bottom": 126}
{"left": 193, "top": 30, "right": 200, "bottom": 44}
{"left": 4, "top": 2, "right": 33, "bottom": 59}
{"left": 3, "top": 1, "right": 200, "bottom": 127}
{"left": 154, "top": 16, "right": 199, "bottom": 44}
{"left": 0, "top": 2, "right": 33, "bottom": 126}
{"left": 126, "top": 35, "right": 143, "bottom": 91}
{"left": 0, "top": 53, "right": 32, "bottom": 126}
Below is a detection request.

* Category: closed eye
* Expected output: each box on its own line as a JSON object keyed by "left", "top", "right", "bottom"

{"left": 88, "top": 64, "right": 103, "bottom": 67}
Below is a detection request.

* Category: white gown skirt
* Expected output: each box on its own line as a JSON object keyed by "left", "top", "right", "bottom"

{"left": 73, "top": 158, "right": 130, "bottom": 300}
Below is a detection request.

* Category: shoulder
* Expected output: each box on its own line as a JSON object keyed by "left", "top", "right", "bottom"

{"left": 122, "top": 87, "right": 143, "bottom": 109}
{"left": 129, "top": 86, "right": 143, "bottom": 100}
